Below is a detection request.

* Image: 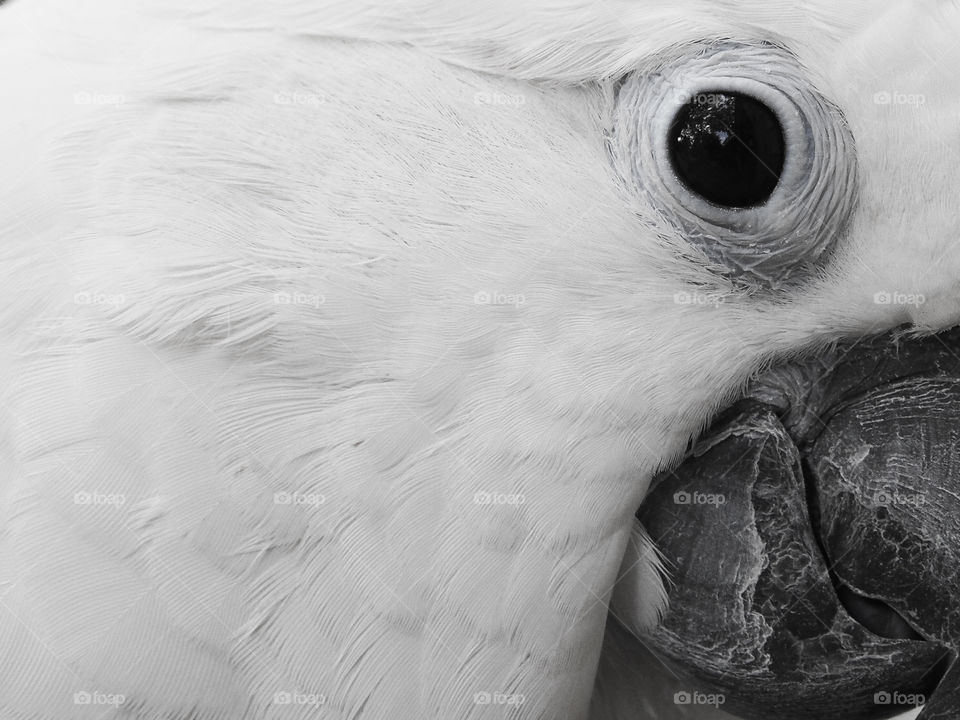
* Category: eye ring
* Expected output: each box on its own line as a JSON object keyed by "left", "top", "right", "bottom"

{"left": 611, "top": 42, "right": 858, "bottom": 288}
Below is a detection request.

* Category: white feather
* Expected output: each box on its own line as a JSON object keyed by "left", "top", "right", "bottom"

{"left": 1, "top": 1, "right": 958, "bottom": 718}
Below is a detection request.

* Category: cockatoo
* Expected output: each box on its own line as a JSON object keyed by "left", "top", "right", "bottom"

{"left": 1, "top": 1, "right": 959, "bottom": 719}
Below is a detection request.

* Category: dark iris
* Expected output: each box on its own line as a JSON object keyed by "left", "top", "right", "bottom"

{"left": 668, "top": 91, "right": 785, "bottom": 208}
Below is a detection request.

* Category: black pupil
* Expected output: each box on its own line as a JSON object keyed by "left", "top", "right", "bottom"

{"left": 668, "top": 91, "right": 785, "bottom": 208}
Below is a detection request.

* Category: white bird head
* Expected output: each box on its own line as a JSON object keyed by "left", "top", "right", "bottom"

{"left": 1, "top": 1, "right": 959, "bottom": 719}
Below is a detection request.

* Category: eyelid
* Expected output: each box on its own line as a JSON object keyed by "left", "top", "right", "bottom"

{"left": 610, "top": 42, "right": 858, "bottom": 288}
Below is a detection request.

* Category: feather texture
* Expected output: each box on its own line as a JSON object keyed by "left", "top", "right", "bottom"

{"left": 1, "top": 1, "right": 960, "bottom": 719}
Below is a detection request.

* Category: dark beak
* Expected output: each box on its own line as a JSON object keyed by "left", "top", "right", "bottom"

{"left": 635, "top": 326, "right": 960, "bottom": 719}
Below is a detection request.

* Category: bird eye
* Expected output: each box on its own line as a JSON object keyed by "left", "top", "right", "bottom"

{"left": 668, "top": 91, "right": 785, "bottom": 208}
{"left": 610, "top": 42, "right": 858, "bottom": 286}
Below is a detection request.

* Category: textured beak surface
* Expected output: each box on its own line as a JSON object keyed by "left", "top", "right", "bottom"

{"left": 637, "top": 327, "right": 960, "bottom": 719}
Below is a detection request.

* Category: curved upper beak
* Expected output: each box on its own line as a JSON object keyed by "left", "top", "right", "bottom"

{"left": 806, "top": 336, "right": 960, "bottom": 719}
{"left": 633, "top": 325, "right": 960, "bottom": 719}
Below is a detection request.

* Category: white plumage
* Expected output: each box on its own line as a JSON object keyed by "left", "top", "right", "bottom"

{"left": 0, "top": 1, "right": 958, "bottom": 718}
